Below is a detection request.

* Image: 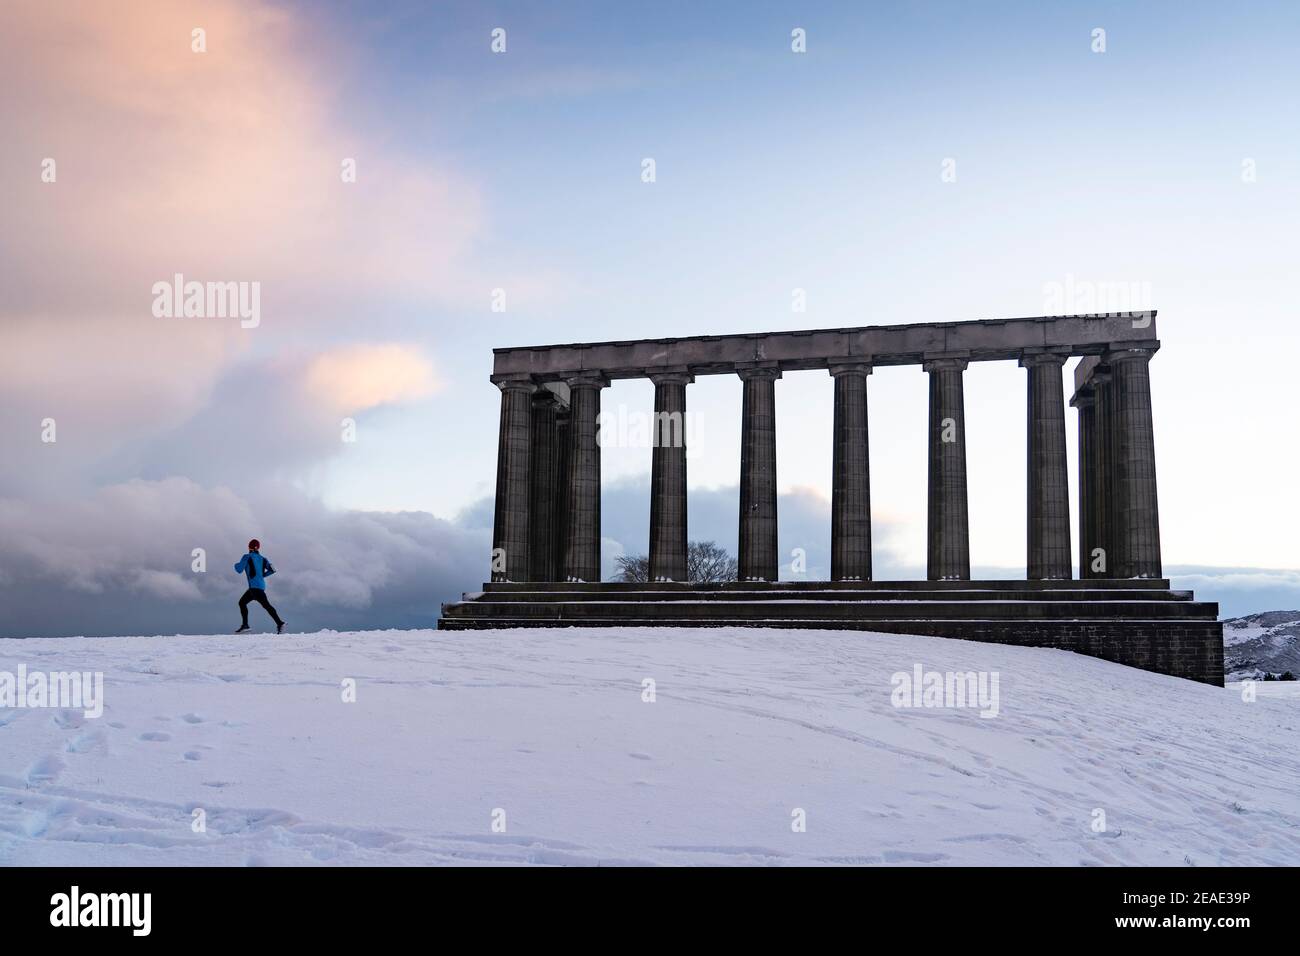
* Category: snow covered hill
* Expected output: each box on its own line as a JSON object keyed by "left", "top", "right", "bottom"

{"left": 1224, "top": 611, "right": 1300, "bottom": 680}
{"left": 2, "top": 627, "right": 1298, "bottom": 866}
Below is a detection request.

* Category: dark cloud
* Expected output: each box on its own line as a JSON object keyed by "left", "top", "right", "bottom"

{"left": 0, "top": 477, "right": 487, "bottom": 638}
{"left": 1, "top": 471, "right": 1294, "bottom": 638}
{"left": 1166, "top": 567, "right": 1300, "bottom": 619}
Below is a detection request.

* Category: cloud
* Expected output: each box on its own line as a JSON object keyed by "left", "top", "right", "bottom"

{"left": 0, "top": 1, "right": 598, "bottom": 641}
{"left": 0, "top": 0, "right": 484, "bottom": 315}
{"left": 0, "top": 0, "right": 486, "bottom": 505}
{"left": 1166, "top": 566, "right": 1300, "bottom": 619}
{"left": 0, "top": 338, "right": 442, "bottom": 502}
{"left": 0, "top": 473, "right": 918, "bottom": 637}
{"left": 2, "top": 474, "right": 1295, "bottom": 639}
{"left": 302, "top": 344, "right": 439, "bottom": 411}
{"left": 112, "top": 342, "right": 441, "bottom": 488}
{"left": 132, "top": 569, "right": 205, "bottom": 601}
{"left": 0, "top": 477, "right": 488, "bottom": 637}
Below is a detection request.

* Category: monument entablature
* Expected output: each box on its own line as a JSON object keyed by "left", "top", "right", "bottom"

{"left": 489, "top": 312, "right": 1158, "bottom": 384}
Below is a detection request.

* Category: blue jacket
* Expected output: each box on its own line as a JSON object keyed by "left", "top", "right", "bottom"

{"left": 234, "top": 552, "right": 276, "bottom": 590}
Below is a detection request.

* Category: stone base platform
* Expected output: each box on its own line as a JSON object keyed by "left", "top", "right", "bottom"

{"left": 438, "top": 579, "right": 1224, "bottom": 685}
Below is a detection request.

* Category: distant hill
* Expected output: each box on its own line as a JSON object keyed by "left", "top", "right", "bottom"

{"left": 1223, "top": 610, "right": 1300, "bottom": 680}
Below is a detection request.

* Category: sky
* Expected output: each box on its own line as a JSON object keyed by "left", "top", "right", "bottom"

{"left": 1, "top": 0, "right": 1299, "bottom": 636}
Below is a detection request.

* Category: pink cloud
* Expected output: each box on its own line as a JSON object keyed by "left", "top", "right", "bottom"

{"left": 0, "top": 0, "right": 484, "bottom": 315}
{"left": 0, "top": 1, "right": 481, "bottom": 493}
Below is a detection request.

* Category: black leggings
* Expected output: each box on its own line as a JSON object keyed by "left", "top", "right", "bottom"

{"left": 239, "top": 588, "right": 283, "bottom": 627}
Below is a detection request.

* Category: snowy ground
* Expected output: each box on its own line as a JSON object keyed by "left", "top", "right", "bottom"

{"left": 1, "top": 627, "right": 1298, "bottom": 866}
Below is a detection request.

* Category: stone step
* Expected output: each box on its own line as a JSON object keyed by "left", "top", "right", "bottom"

{"left": 440, "top": 599, "right": 1219, "bottom": 622}
{"left": 480, "top": 578, "right": 1175, "bottom": 592}
{"left": 467, "top": 588, "right": 1196, "bottom": 604}
{"left": 437, "top": 616, "right": 1221, "bottom": 634}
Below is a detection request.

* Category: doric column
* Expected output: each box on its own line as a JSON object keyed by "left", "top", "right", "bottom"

{"left": 1107, "top": 346, "right": 1162, "bottom": 578}
{"left": 737, "top": 364, "right": 780, "bottom": 581}
{"left": 1070, "top": 384, "right": 1097, "bottom": 578}
{"left": 491, "top": 377, "right": 535, "bottom": 582}
{"left": 648, "top": 370, "right": 692, "bottom": 581}
{"left": 829, "top": 361, "right": 872, "bottom": 582}
{"left": 563, "top": 373, "right": 608, "bottom": 582}
{"left": 924, "top": 356, "right": 970, "bottom": 581}
{"left": 528, "top": 388, "right": 565, "bottom": 582}
{"left": 553, "top": 402, "right": 571, "bottom": 580}
{"left": 1092, "top": 366, "right": 1115, "bottom": 577}
{"left": 1021, "top": 350, "right": 1072, "bottom": 579}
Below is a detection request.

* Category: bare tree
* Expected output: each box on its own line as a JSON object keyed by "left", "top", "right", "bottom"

{"left": 687, "top": 540, "right": 737, "bottom": 582}
{"left": 614, "top": 553, "right": 650, "bottom": 582}
{"left": 614, "top": 541, "right": 736, "bottom": 583}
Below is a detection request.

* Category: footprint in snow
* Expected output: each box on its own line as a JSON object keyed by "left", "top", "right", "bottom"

{"left": 25, "top": 754, "right": 65, "bottom": 786}
{"left": 181, "top": 713, "right": 204, "bottom": 724}
{"left": 66, "top": 730, "right": 106, "bottom": 754}
{"left": 139, "top": 731, "right": 171, "bottom": 742}
{"left": 628, "top": 752, "right": 652, "bottom": 761}
{"left": 52, "top": 710, "right": 85, "bottom": 730}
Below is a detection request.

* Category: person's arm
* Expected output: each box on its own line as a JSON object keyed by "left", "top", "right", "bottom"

{"left": 262, "top": 558, "right": 275, "bottom": 577}
{"left": 234, "top": 554, "right": 248, "bottom": 574}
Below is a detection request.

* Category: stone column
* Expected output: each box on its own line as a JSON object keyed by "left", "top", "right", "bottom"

{"left": 648, "top": 370, "right": 692, "bottom": 581}
{"left": 1021, "top": 351, "right": 1072, "bottom": 579}
{"left": 1070, "top": 384, "right": 1097, "bottom": 579}
{"left": 1092, "top": 366, "right": 1114, "bottom": 577}
{"left": 563, "top": 373, "right": 608, "bottom": 582}
{"left": 829, "top": 362, "right": 872, "bottom": 581}
{"left": 1107, "top": 346, "right": 1162, "bottom": 578}
{"left": 737, "top": 365, "right": 780, "bottom": 581}
{"left": 553, "top": 403, "right": 571, "bottom": 581}
{"left": 924, "top": 356, "right": 970, "bottom": 581}
{"left": 491, "top": 377, "right": 535, "bottom": 582}
{"left": 528, "top": 389, "right": 564, "bottom": 582}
